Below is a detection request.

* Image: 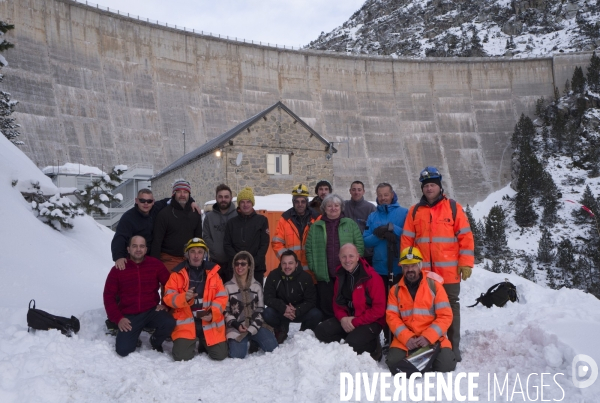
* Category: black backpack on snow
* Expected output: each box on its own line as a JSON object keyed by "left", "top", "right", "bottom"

{"left": 27, "top": 299, "right": 80, "bottom": 337}
{"left": 468, "top": 280, "right": 518, "bottom": 308}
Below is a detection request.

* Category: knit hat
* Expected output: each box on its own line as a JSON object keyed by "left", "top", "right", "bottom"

{"left": 237, "top": 187, "right": 255, "bottom": 206}
{"left": 421, "top": 177, "right": 442, "bottom": 190}
{"left": 172, "top": 179, "right": 191, "bottom": 195}
{"left": 291, "top": 183, "right": 310, "bottom": 198}
{"left": 315, "top": 179, "right": 332, "bottom": 194}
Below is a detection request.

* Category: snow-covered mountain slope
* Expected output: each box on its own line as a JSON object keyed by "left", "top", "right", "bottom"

{"left": 0, "top": 134, "right": 599, "bottom": 402}
{"left": 0, "top": 134, "right": 114, "bottom": 321}
{"left": 307, "top": 0, "right": 600, "bottom": 58}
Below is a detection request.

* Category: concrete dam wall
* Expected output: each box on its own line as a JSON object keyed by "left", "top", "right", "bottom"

{"left": 0, "top": 0, "right": 592, "bottom": 205}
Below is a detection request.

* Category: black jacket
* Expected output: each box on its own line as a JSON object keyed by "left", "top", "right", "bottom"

{"left": 264, "top": 265, "right": 317, "bottom": 318}
{"left": 223, "top": 209, "right": 270, "bottom": 273}
{"left": 151, "top": 197, "right": 202, "bottom": 258}
{"left": 110, "top": 198, "right": 169, "bottom": 261}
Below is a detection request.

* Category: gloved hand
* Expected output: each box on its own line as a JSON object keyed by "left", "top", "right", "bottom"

{"left": 383, "top": 232, "right": 397, "bottom": 243}
{"left": 406, "top": 337, "right": 419, "bottom": 351}
{"left": 373, "top": 225, "right": 388, "bottom": 238}
{"left": 459, "top": 266, "right": 472, "bottom": 281}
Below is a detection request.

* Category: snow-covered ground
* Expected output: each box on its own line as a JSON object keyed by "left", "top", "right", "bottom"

{"left": 1, "top": 134, "right": 599, "bottom": 402}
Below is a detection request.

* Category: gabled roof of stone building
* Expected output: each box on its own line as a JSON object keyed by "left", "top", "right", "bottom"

{"left": 153, "top": 101, "right": 332, "bottom": 179}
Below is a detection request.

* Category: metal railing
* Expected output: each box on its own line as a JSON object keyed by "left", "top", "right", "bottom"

{"left": 72, "top": 0, "right": 306, "bottom": 50}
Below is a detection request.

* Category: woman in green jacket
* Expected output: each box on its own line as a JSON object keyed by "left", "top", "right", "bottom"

{"left": 306, "top": 193, "right": 364, "bottom": 319}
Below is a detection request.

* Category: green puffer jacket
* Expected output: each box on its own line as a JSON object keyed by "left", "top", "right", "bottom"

{"left": 305, "top": 217, "right": 364, "bottom": 282}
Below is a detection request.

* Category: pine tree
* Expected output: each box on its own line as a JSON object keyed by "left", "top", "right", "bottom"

{"left": 0, "top": 21, "right": 15, "bottom": 53}
{"left": 537, "top": 227, "right": 555, "bottom": 264}
{"left": 556, "top": 238, "right": 576, "bottom": 272}
{"left": 586, "top": 51, "right": 600, "bottom": 92}
{"left": 502, "top": 260, "right": 513, "bottom": 274}
{"left": 572, "top": 185, "right": 598, "bottom": 224}
{"left": 0, "top": 20, "right": 21, "bottom": 146}
{"left": 465, "top": 205, "right": 483, "bottom": 261}
{"left": 514, "top": 184, "right": 537, "bottom": 227}
{"left": 571, "top": 66, "right": 586, "bottom": 94}
{"left": 28, "top": 181, "right": 82, "bottom": 230}
{"left": 552, "top": 111, "right": 567, "bottom": 151}
{"left": 546, "top": 266, "right": 559, "bottom": 289}
{"left": 564, "top": 79, "right": 571, "bottom": 95}
{"left": 485, "top": 205, "right": 507, "bottom": 257}
{"left": 491, "top": 258, "right": 502, "bottom": 273}
{"left": 483, "top": 260, "right": 492, "bottom": 272}
{"left": 79, "top": 166, "right": 126, "bottom": 216}
{"left": 521, "top": 261, "right": 536, "bottom": 283}
{"left": 540, "top": 169, "right": 560, "bottom": 225}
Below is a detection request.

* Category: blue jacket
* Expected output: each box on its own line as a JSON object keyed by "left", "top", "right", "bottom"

{"left": 363, "top": 193, "right": 408, "bottom": 276}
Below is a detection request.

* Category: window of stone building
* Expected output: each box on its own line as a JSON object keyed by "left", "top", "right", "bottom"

{"left": 267, "top": 154, "right": 290, "bottom": 175}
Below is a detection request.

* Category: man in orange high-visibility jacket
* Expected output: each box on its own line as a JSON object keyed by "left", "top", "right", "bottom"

{"left": 164, "top": 238, "right": 228, "bottom": 361}
{"left": 271, "top": 184, "right": 320, "bottom": 281}
{"left": 400, "top": 166, "right": 474, "bottom": 362}
{"left": 386, "top": 246, "right": 456, "bottom": 374}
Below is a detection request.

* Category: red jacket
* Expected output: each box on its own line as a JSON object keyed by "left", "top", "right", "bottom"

{"left": 103, "top": 256, "right": 170, "bottom": 324}
{"left": 333, "top": 258, "right": 386, "bottom": 328}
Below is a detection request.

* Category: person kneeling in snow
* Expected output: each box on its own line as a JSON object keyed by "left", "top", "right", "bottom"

{"left": 225, "top": 251, "right": 278, "bottom": 358}
{"left": 103, "top": 235, "right": 175, "bottom": 357}
{"left": 314, "top": 243, "right": 385, "bottom": 362}
{"left": 386, "top": 246, "right": 456, "bottom": 374}
{"left": 163, "top": 238, "right": 228, "bottom": 361}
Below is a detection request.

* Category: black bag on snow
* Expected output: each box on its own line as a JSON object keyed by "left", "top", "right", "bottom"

{"left": 27, "top": 299, "right": 80, "bottom": 337}
{"left": 468, "top": 280, "right": 518, "bottom": 308}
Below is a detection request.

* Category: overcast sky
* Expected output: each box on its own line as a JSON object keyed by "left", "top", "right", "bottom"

{"left": 83, "top": 0, "right": 365, "bottom": 48}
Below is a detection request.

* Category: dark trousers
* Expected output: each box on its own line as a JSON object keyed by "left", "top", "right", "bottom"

{"left": 379, "top": 273, "right": 401, "bottom": 344}
{"left": 443, "top": 283, "right": 461, "bottom": 361}
{"left": 316, "top": 279, "right": 336, "bottom": 319}
{"left": 172, "top": 321, "right": 228, "bottom": 361}
{"left": 115, "top": 308, "right": 175, "bottom": 357}
{"left": 215, "top": 260, "right": 232, "bottom": 284}
{"left": 314, "top": 317, "right": 382, "bottom": 355}
{"left": 386, "top": 347, "right": 457, "bottom": 374}
{"left": 254, "top": 270, "right": 265, "bottom": 287}
{"left": 262, "top": 306, "right": 323, "bottom": 331}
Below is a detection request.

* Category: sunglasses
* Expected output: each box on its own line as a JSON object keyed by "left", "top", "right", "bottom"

{"left": 138, "top": 198, "right": 154, "bottom": 204}
{"left": 234, "top": 261, "right": 248, "bottom": 267}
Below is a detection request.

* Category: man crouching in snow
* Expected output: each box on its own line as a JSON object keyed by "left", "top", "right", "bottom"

{"left": 163, "top": 238, "right": 228, "bottom": 361}
{"left": 103, "top": 235, "right": 175, "bottom": 357}
{"left": 386, "top": 246, "right": 456, "bottom": 374}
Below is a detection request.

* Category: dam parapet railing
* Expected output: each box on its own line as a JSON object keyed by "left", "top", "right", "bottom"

{"left": 64, "top": 0, "right": 570, "bottom": 64}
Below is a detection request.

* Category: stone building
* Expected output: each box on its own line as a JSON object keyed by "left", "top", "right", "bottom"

{"left": 151, "top": 102, "right": 334, "bottom": 205}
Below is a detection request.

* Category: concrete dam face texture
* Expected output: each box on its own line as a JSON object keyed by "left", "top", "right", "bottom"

{"left": 0, "top": 0, "right": 591, "bottom": 205}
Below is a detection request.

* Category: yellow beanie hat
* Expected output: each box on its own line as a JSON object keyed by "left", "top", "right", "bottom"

{"left": 237, "top": 187, "right": 255, "bottom": 206}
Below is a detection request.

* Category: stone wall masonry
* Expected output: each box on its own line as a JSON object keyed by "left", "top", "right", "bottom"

{"left": 0, "top": 0, "right": 594, "bottom": 205}
{"left": 150, "top": 107, "right": 333, "bottom": 205}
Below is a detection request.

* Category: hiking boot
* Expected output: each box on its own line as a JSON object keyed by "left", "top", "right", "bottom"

{"left": 274, "top": 327, "right": 289, "bottom": 345}
{"left": 248, "top": 340, "right": 260, "bottom": 354}
{"left": 371, "top": 338, "right": 383, "bottom": 362}
{"left": 150, "top": 336, "right": 164, "bottom": 353}
{"left": 105, "top": 319, "right": 118, "bottom": 336}
{"left": 143, "top": 327, "right": 155, "bottom": 334}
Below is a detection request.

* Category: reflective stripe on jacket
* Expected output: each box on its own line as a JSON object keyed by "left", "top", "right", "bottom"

{"left": 400, "top": 196, "right": 474, "bottom": 284}
{"left": 386, "top": 272, "right": 453, "bottom": 352}
{"left": 163, "top": 262, "right": 227, "bottom": 346}
{"left": 271, "top": 207, "right": 320, "bottom": 274}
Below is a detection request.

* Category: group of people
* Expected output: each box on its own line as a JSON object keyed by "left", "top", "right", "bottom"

{"left": 104, "top": 166, "right": 474, "bottom": 375}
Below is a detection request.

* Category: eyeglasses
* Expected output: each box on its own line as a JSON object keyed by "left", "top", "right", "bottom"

{"left": 138, "top": 198, "right": 154, "bottom": 204}
{"left": 234, "top": 261, "right": 248, "bottom": 267}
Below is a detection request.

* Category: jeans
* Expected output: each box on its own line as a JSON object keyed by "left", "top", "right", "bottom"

{"left": 115, "top": 308, "right": 175, "bottom": 357}
{"left": 262, "top": 306, "right": 323, "bottom": 331}
{"left": 228, "top": 327, "right": 278, "bottom": 359}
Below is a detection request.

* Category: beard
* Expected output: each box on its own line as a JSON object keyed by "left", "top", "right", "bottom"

{"left": 404, "top": 271, "right": 418, "bottom": 283}
{"left": 219, "top": 201, "right": 232, "bottom": 211}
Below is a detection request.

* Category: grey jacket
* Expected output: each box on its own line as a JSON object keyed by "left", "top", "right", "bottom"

{"left": 344, "top": 197, "right": 376, "bottom": 233}
{"left": 202, "top": 202, "right": 237, "bottom": 263}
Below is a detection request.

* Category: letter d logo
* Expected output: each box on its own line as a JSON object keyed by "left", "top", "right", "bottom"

{"left": 572, "top": 354, "right": 598, "bottom": 388}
